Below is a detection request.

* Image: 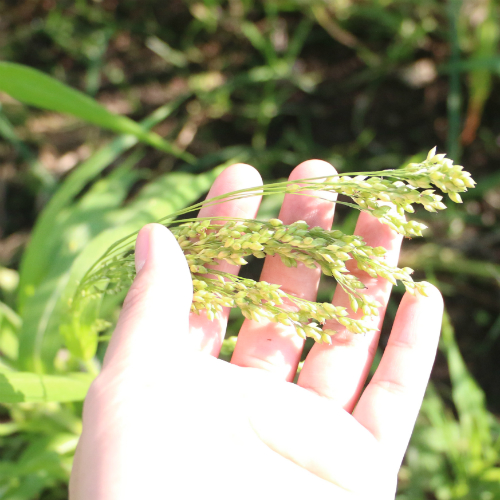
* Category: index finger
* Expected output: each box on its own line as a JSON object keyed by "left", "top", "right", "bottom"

{"left": 189, "top": 164, "right": 263, "bottom": 356}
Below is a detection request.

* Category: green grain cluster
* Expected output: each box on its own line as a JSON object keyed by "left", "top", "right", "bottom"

{"left": 72, "top": 149, "right": 475, "bottom": 343}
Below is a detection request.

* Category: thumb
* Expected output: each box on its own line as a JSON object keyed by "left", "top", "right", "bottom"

{"left": 102, "top": 223, "right": 193, "bottom": 371}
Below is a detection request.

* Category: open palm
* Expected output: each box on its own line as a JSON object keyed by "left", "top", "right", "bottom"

{"left": 70, "top": 162, "right": 443, "bottom": 500}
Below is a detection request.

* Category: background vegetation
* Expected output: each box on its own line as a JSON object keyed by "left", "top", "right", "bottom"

{"left": 0, "top": 0, "right": 499, "bottom": 498}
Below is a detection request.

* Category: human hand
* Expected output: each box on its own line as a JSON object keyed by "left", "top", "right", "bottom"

{"left": 69, "top": 161, "right": 443, "bottom": 500}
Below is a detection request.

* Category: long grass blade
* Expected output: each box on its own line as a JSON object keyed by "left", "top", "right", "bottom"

{"left": 0, "top": 371, "right": 93, "bottom": 403}
{"left": 0, "top": 62, "right": 194, "bottom": 162}
{"left": 17, "top": 97, "right": 188, "bottom": 310}
{"left": 18, "top": 168, "right": 222, "bottom": 370}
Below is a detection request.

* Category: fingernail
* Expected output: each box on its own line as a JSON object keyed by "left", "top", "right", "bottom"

{"left": 135, "top": 225, "right": 152, "bottom": 273}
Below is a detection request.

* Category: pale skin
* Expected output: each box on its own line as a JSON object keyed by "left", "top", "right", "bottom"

{"left": 69, "top": 161, "right": 444, "bottom": 500}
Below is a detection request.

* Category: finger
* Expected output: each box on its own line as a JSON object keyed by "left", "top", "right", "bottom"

{"left": 231, "top": 160, "right": 337, "bottom": 381}
{"left": 298, "top": 210, "right": 403, "bottom": 410}
{"left": 102, "top": 224, "right": 193, "bottom": 371}
{"left": 189, "top": 164, "right": 263, "bottom": 356}
{"left": 353, "top": 285, "right": 443, "bottom": 466}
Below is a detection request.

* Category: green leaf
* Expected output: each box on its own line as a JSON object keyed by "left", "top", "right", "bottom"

{"left": 0, "top": 371, "right": 93, "bottom": 403}
{"left": 58, "top": 169, "right": 224, "bottom": 362}
{"left": 441, "top": 312, "right": 493, "bottom": 454}
{"left": 17, "top": 98, "right": 187, "bottom": 311}
{"left": 0, "top": 432, "right": 77, "bottom": 499}
{"left": 17, "top": 159, "right": 143, "bottom": 372}
{"left": 0, "top": 62, "right": 194, "bottom": 162}
{"left": 0, "top": 301, "right": 20, "bottom": 364}
{"left": 58, "top": 223, "right": 143, "bottom": 361}
{"left": 18, "top": 167, "right": 223, "bottom": 370}
{"left": 0, "top": 300, "right": 21, "bottom": 330}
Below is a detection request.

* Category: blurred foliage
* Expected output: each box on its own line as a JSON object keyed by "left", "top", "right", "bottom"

{"left": 399, "top": 311, "right": 500, "bottom": 499}
{"left": 0, "top": 0, "right": 499, "bottom": 498}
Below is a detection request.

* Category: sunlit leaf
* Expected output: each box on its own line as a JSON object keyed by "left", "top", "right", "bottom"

{"left": 0, "top": 62, "right": 194, "bottom": 162}
{"left": 17, "top": 98, "right": 188, "bottom": 311}
{"left": 0, "top": 371, "right": 93, "bottom": 403}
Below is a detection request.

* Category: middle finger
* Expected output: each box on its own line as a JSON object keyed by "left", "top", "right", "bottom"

{"left": 231, "top": 160, "right": 337, "bottom": 381}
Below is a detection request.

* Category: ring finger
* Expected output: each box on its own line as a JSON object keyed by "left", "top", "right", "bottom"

{"left": 298, "top": 210, "right": 403, "bottom": 411}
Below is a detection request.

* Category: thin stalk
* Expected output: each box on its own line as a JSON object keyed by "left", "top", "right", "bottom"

{"left": 447, "top": 0, "right": 463, "bottom": 161}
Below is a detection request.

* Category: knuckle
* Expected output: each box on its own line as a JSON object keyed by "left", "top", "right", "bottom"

{"left": 372, "top": 377, "right": 408, "bottom": 397}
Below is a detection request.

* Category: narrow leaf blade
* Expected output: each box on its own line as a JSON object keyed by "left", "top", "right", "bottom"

{"left": 0, "top": 371, "right": 93, "bottom": 403}
{"left": 0, "top": 62, "right": 193, "bottom": 161}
